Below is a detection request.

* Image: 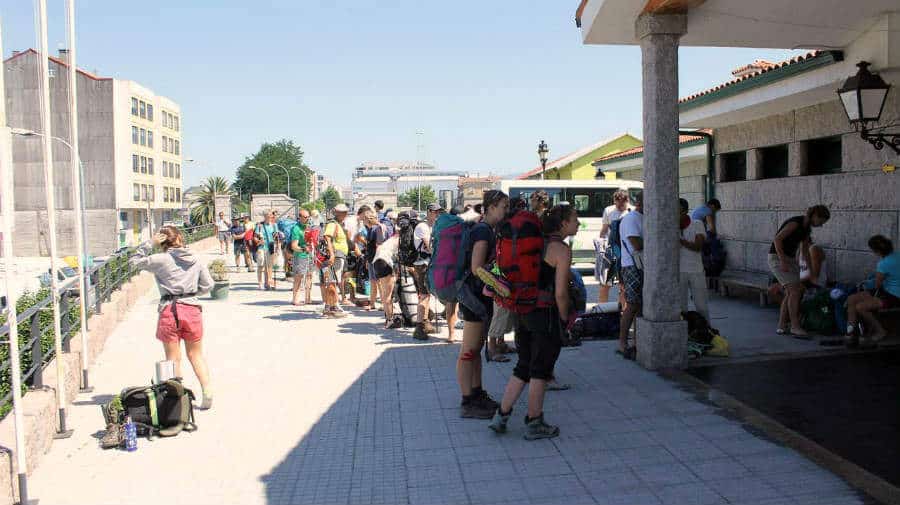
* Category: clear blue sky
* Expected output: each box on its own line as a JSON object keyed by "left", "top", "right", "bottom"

{"left": 2, "top": 1, "right": 803, "bottom": 188}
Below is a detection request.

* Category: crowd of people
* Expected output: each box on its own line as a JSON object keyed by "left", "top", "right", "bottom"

{"left": 139, "top": 187, "right": 898, "bottom": 440}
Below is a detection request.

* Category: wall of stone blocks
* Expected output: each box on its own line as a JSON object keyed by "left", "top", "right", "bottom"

{"left": 616, "top": 156, "right": 708, "bottom": 209}
{"left": 13, "top": 209, "right": 119, "bottom": 257}
{"left": 249, "top": 194, "right": 297, "bottom": 222}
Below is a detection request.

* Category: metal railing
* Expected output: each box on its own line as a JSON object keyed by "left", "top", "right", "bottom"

{"left": 0, "top": 223, "right": 215, "bottom": 416}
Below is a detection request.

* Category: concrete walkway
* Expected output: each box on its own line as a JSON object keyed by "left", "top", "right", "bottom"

{"left": 28, "top": 252, "right": 866, "bottom": 505}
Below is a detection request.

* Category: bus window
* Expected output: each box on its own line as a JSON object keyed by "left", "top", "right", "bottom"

{"left": 629, "top": 188, "right": 642, "bottom": 204}
{"left": 593, "top": 189, "right": 616, "bottom": 212}
{"left": 572, "top": 195, "right": 590, "bottom": 213}
{"left": 563, "top": 188, "right": 607, "bottom": 218}
{"left": 509, "top": 188, "right": 562, "bottom": 210}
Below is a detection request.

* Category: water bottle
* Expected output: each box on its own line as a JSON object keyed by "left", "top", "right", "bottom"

{"left": 124, "top": 416, "right": 138, "bottom": 452}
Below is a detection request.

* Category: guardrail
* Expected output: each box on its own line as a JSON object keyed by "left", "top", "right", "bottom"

{"left": 0, "top": 223, "right": 214, "bottom": 417}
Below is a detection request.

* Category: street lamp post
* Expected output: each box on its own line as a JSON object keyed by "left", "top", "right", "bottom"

{"left": 249, "top": 165, "right": 270, "bottom": 194}
{"left": 269, "top": 163, "right": 291, "bottom": 199}
{"left": 538, "top": 140, "right": 550, "bottom": 181}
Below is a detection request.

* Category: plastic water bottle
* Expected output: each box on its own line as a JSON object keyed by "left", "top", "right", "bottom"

{"left": 124, "top": 416, "right": 137, "bottom": 452}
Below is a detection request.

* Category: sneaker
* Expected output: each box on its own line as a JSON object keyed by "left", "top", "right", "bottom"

{"left": 199, "top": 391, "right": 213, "bottom": 410}
{"left": 524, "top": 414, "right": 559, "bottom": 440}
{"left": 387, "top": 316, "right": 403, "bottom": 329}
{"left": 460, "top": 400, "right": 495, "bottom": 419}
{"left": 488, "top": 408, "right": 511, "bottom": 434}
{"left": 413, "top": 324, "right": 429, "bottom": 341}
{"left": 474, "top": 266, "right": 511, "bottom": 298}
{"left": 332, "top": 307, "right": 348, "bottom": 318}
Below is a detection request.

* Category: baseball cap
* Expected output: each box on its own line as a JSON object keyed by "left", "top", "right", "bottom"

{"left": 427, "top": 203, "right": 444, "bottom": 212}
{"left": 333, "top": 203, "right": 350, "bottom": 213}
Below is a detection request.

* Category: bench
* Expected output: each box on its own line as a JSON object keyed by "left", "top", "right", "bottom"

{"left": 877, "top": 307, "right": 900, "bottom": 339}
{"left": 716, "top": 271, "right": 770, "bottom": 307}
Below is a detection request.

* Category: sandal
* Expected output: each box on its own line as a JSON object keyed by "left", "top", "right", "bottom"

{"left": 486, "top": 352, "right": 510, "bottom": 363}
{"left": 790, "top": 327, "right": 811, "bottom": 340}
{"left": 776, "top": 327, "right": 791, "bottom": 335}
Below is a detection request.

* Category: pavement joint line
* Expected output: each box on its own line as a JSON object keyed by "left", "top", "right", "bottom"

{"left": 662, "top": 367, "right": 900, "bottom": 505}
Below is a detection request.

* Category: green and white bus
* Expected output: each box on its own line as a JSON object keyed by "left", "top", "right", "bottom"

{"left": 499, "top": 179, "right": 643, "bottom": 268}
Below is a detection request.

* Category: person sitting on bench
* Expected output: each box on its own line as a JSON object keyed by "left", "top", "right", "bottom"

{"left": 845, "top": 235, "right": 900, "bottom": 345}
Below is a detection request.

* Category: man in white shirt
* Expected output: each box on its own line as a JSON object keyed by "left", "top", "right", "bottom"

{"left": 617, "top": 193, "right": 643, "bottom": 360}
{"left": 412, "top": 203, "right": 443, "bottom": 340}
{"left": 596, "top": 189, "right": 630, "bottom": 303}
{"left": 215, "top": 211, "right": 231, "bottom": 255}
{"left": 679, "top": 199, "right": 709, "bottom": 321}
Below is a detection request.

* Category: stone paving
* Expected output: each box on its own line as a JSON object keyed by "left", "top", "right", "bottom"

{"left": 26, "top": 250, "right": 867, "bottom": 505}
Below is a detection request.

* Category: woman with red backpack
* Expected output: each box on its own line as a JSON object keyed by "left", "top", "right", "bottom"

{"left": 488, "top": 204, "right": 578, "bottom": 440}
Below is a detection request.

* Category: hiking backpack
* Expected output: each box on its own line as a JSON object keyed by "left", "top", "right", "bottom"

{"left": 104, "top": 379, "right": 197, "bottom": 441}
{"left": 428, "top": 213, "right": 473, "bottom": 304}
{"left": 494, "top": 210, "right": 547, "bottom": 314}
{"left": 379, "top": 213, "right": 395, "bottom": 238}
{"left": 702, "top": 234, "right": 727, "bottom": 278}
{"left": 397, "top": 211, "right": 421, "bottom": 267}
{"left": 601, "top": 214, "right": 627, "bottom": 283}
{"left": 314, "top": 226, "right": 332, "bottom": 266}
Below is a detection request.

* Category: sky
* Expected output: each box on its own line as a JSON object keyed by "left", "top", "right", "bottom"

{"left": 1, "top": 1, "right": 805, "bottom": 188}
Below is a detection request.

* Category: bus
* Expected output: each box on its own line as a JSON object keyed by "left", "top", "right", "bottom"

{"left": 499, "top": 179, "right": 644, "bottom": 268}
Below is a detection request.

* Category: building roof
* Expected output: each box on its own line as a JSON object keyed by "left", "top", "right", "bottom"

{"left": 458, "top": 176, "right": 500, "bottom": 184}
{"left": 594, "top": 129, "right": 711, "bottom": 165}
{"left": 4, "top": 48, "right": 111, "bottom": 81}
{"left": 518, "top": 133, "right": 640, "bottom": 179}
{"left": 679, "top": 50, "right": 843, "bottom": 109}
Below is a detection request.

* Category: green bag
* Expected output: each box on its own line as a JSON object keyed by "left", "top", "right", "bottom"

{"left": 800, "top": 290, "right": 835, "bottom": 334}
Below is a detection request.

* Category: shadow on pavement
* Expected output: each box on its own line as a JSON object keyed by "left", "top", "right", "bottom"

{"left": 243, "top": 300, "right": 293, "bottom": 307}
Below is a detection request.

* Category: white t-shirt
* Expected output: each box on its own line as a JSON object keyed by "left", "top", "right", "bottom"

{"left": 374, "top": 235, "right": 399, "bottom": 267}
{"left": 799, "top": 246, "right": 827, "bottom": 286}
{"left": 413, "top": 221, "right": 432, "bottom": 265}
{"left": 680, "top": 219, "right": 706, "bottom": 274}
{"left": 343, "top": 215, "right": 359, "bottom": 248}
{"left": 602, "top": 205, "right": 628, "bottom": 228}
{"left": 216, "top": 219, "right": 230, "bottom": 232}
{"left": 619, "top": 210, "right": 643, "bottom": 268}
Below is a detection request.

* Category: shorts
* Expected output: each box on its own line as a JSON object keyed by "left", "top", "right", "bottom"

{"left": 487, "top": 301, "right": 516, "bottom": 338}
{"left": 513, "top": 307, "right": 563, "bottom": 382}
{"left": 373, "top": 259, "right": 394, "bottom": 280}
{"left": 411, "top": 264, "right": 430, "bottom": 296}
{"left": 459, "top": 284, "right": 493, "bottom": 323}
{"left": 621, "top": 266, "right": 644, "bottom": 305}
{"left": 321, "top": 256, "right": 346, "bottom": 285}
{"left": 233, "top": 241, "right": 246, "bottom": 255}
{"left": 878, "top": 291, "right": 900, "bottom": 309}
{"left": 217, "top": 231, "right": 228, "bottom": 242}
{"left": 768, "top": 253, "right": 801, "bottom": 286}
{"left": 292, "top": 255, "right": 311, "bottom": 276}
{"left": 156, "top": 303, "right": 203, "bottom": 343}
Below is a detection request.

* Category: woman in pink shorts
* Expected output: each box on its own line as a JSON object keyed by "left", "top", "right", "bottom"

{"left": 131, "top": 226, "right": 214, "bottom": 409}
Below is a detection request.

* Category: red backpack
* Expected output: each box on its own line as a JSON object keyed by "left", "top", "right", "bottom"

{"left": 495, "top": 210, "right": 548, "bottom": 314}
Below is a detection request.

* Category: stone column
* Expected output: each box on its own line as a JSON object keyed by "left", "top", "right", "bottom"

{"left": 747, "top": 149, "right": 764, "bottom": 180}
{"left": 789, "top": 142, "right": 808, "bottom": 176}
{"left": 214, "top": 194, "right": 232, "bottom": 221}
{"left": 635, "top": 13, "right": 688, "bottom": 370}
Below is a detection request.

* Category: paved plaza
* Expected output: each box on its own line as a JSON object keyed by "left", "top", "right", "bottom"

{"left": 26, "top": 248, "right": 868, "bottom": 505}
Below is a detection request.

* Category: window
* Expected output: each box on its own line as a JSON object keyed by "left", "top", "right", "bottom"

{"left": 148, "top": 158, "right": 154, "bottom": 175}
{"left": 147, "top": 131, "right": 153, "bottom": 148}
{"left": 176, "top": 188, "right": 181, "bottom": 202}
{"left": 162, "top": 161, "right": 168, "bottom": 177}
{"left": 139, "top": 100, "right": 146, "bottom": 119}
{"left": 721, "top": 152, "right": 747, "bottom": 182}
{"left": 563, "top": 188, "right": 616, "bottom": 218}
{"left": 132, "top": 154, "right": 139, "bottom": 172}
{"left": 141, "top": 184, "right": 148, "bottom": 201}
{"left": 163, "top": 187, "right": 169, "bottom": 203}
{"left": 140, "top": 128, "right": 146, "bottom": 146}
{"left": 761, "top": 144, "right": 789, "bottom": 179}
{"left": 174, "top": 140, "right": 180, "bottom": 155}
{"left": 131, "top": 98, "right": 139, "bottom": 116}
{"left": 162, "top": 112, "right": 168, "bottom": 128}
{"left": 162, "top": 135, "right": 168, "bottom": 153}
{"left": 148, "top": 185, "right": 155, "bottom": 202}
{"left": 133, "top": 183, "right": 140, "bottom": 201}
{"left": 140, "top": 156, "right": 147, "bottom": 174}
{"left": 808, "top": 137, "right": 842, "bottom": 175}
{"left": 168, "top": 137, "right": 174, "bottom": 153}
{"left": 174, "top": 116, "right": 179, "bottom": 131}
{"left": 175, "top": 164, "right": 181, "bottom": 179}
{"left": 131, "top": 126, "right": 138, "bottom": 144}
{"left": 147, "top": 104, "right": 154, "bottom": 122}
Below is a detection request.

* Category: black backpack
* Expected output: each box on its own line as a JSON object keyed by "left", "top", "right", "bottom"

{"left": 397, "top": 211, "right": 420, "bottom": 267}
{"left": 103, "top": 379, "right": 197, "bottom": 441}
{"left": 683, "top": 310, "right": 715, "bottom": 346}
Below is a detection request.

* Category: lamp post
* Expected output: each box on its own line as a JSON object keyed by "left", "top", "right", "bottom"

{"left": 838, "top": 61, "right": 898, "bottom": 154}
{"left": 249, "top": 165, "right": 270, "bottom": 194}
{"left": 291, "top": 166, "right": 307, "bottom": 202}
{"left": 269, "top": 163, "right": 290, "bottom": 199}
{"left": 538, "top": 140, "right": 550, "bottom": 180}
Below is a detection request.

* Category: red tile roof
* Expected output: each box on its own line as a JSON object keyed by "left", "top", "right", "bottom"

{"left": 679, "top": 51, "right": 819, "bottom": 104}
{"left": 4, "top": 49, "right": 111, "bottom": 81}
{"left": 595, "top": 129, "right": 710, "bottom": 163}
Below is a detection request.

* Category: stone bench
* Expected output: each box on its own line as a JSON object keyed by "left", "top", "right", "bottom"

{"left": 717, "top": 271, "right": 770, "bottom": 307}
{"left": 877, "top": 307, "right": 900, "bottom": 339}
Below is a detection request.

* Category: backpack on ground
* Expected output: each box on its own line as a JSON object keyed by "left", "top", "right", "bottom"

{"left": 397, "top": 211, "right": 421, "bottom": 267}
{"left": 102, "top": 378, "right": 197, "bottom": 442}
{"left": 800, "top": 290, "right": 835, "bottom": 334}
{"left": 394, "top": 268, "right": 419, "bottom": 326}
{"left": 428, "top": 213, "right": 473, "bottom": 304}
{"left": 494, "top": 210, "right": 547, "bottom": 314}
{"left": 569, "top": 311, "right": 620, "bottom": 341}
{"left": 683, "top": 310, "right": 714, "bottom": 346}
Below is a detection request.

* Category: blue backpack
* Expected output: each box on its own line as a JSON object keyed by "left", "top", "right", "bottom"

{"left": 378, "top": 213, "right": 395, "bottom": 238}
{"left": 601, "top": 217, "right": 625, "bottom": 282}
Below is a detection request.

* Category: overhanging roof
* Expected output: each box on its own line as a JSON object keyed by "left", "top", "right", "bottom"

{"left": 577, "top": 0, "right": 898, "bottom": 49}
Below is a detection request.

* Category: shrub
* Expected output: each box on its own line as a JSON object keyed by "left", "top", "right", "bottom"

{"left": 208, "top": 259, "right": 229, "bottom": 283}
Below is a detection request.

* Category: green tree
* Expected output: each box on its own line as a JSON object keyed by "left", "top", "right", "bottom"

{"left": 190, "top": 176, "right": 232, "bottom": 225}
{"left": 301, "top": 200, "right": 325, "bottom": 212}
{"left": 233, "top": 139, "right": 313, "bottom": 203}
{"left": 398, "top": 185, "right": 436, "bottom": 211}
{"left": 321, "top": 186, "right": 342, "bottom": 210}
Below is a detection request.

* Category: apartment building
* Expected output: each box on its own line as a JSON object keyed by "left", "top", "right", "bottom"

{"left": 3, "top": 49, "right": 184, "bottom": 255}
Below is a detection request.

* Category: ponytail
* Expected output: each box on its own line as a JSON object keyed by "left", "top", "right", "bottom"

{"left": 541, "top": 204, "right": 576, "bottom": 235}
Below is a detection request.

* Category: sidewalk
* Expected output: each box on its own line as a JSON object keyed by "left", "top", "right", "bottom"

{"left": 27, "top": 257, "right": 865, "bottom": 505}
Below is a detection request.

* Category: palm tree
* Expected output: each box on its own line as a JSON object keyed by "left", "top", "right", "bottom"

{"left": 190, "top": 176, "right": 232, "bottom": 225}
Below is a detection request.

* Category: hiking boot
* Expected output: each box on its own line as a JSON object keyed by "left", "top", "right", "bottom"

{"left": 474, "top": 266, "right": 511, "bottom": 298}
{"left": 524, "top": 414, "right": 559, "bottom": 440}
{"left": 460, "top": 400, "right": 495, "bottom": 419}
{"left": 422, "top": 319, "right": 438, "bottom": 334}
{"left": 413, "top": 324, "right": 429, "bottom": 341}
{"left": 475, "top": 389, "right": 500, "bottom": 411}
{"left": 488, "top": 408, "right": 511, "bottom": 434}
